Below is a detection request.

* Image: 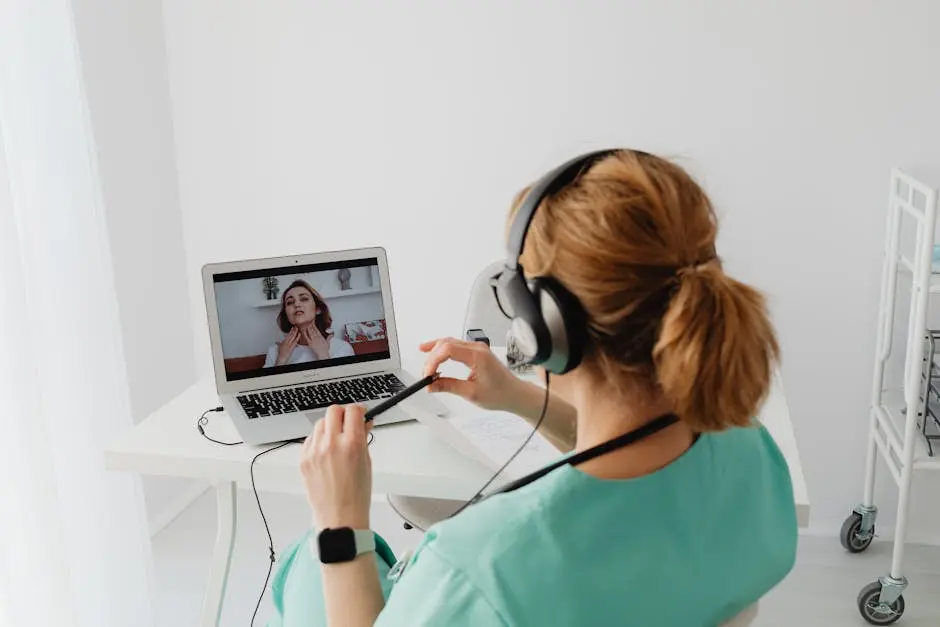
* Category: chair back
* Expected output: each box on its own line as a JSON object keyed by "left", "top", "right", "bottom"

{"left": 720, "top": 603, "right": 758, "bottom": 626}
{"left": 462, "top": 261, "right": 511, "bottom": 343}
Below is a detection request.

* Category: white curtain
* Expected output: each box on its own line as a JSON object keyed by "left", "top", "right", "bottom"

{"left": 0, "top": 2, "right": 155, "bottom": 626}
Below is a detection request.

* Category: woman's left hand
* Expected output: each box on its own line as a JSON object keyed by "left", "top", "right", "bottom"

{"left": 301, "top": 404, "right": 372, "bottom": 530}
{"left": 302, "top": 325, "right": 332, "bottom": 360}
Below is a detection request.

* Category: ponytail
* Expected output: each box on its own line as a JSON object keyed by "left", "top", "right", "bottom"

{"left": 653, "top": 264, "right": 779, "bottom": 432}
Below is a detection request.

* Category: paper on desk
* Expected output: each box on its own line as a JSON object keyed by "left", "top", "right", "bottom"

{"left": 403, "top": 397, "right": 559, "bottom": 480}
{"left": 447, "top": 411, "right": 559, "bottom": 479}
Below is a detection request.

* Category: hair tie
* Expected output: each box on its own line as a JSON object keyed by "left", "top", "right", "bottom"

{"left": 677, "top": 258, "right": 717, "bottom": 278}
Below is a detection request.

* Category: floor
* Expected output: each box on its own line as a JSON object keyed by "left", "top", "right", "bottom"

{"left": 153, "top": 489, "right": 940, "bottom": 626}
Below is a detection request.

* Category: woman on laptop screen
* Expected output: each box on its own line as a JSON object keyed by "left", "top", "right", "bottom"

{"left": 263, "top": 280, "right": 355, "bottom": 367}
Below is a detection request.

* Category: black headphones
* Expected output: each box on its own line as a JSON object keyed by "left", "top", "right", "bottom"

{"left": 491, "top": 149, "right": 620, "bottom": 375}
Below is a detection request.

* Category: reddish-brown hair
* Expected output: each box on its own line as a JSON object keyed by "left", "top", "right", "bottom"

{"left": 513, "top": 150, "right": 779, "bottom": 432}
{"left": 277, "top": 280, "right": 333, "bottom": 338}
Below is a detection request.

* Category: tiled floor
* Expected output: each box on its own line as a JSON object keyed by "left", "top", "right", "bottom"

{"left": 152, "top": 489, "right": 940, "bottom": 626}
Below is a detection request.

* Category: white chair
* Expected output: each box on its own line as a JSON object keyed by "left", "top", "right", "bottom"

{"left": 722, "top": 602, "right": 759, "bottom": 626}
{"left": 462, "top": 260, "right": 511, "bottom": 344}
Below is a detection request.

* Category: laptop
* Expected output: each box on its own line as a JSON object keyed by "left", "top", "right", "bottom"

{"left": 202, "top": 247, "right": 449, "bottom": 445}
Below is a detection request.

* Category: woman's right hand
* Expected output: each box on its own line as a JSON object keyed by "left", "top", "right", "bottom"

{"left": 275, "top": 327, "right": 301, "bottom": 366}
{"left": 420, "top": 338, "right": 524, "bottom": 412}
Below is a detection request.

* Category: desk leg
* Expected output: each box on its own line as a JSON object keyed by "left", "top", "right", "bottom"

{"left": 200, "top": 481, "right": 237, "bottom": 627}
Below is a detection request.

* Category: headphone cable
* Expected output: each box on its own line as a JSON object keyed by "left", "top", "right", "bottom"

{"left": 247, "top": 430, "right": 374, "bottom": 625}
{"left": 448, "top": 373, "right": 550, "bottom": 518}
{"left": 249, "top": 439, "right": 294, "bottom": 626}
{"left": 196, "top": 406, "right": 374, "bottom": 625}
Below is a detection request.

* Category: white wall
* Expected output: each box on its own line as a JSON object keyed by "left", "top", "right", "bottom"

{"left": 71, "top": 0, "right": 200, "bottom": 529}
{"left": 161, "top": 0, "right": 940, "bottom": 542}
{"left": 215, "top": 267, "right": 384, "bottom": 358}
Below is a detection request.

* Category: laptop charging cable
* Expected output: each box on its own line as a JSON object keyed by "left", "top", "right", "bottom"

{"left": 197, "top": 407, "right": 243, "bottom": 446}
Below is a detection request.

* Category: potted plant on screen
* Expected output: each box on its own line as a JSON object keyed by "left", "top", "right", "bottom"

{"left": 337, "top": 268, "right": 352, "bottom": 291}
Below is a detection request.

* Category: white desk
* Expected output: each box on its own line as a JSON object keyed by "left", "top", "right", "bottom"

{"left": 105, "top": 356, "right": 809, "bottom": 627}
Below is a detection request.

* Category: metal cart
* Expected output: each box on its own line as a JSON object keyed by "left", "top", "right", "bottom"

{"left": 841, "top": 168, "right": 940, "bottom": 624}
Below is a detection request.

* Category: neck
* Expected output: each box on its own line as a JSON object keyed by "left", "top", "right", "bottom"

{"left": 571, "top": 381, "right": 695, "bottom": 480}
{"left": 294, "top": 322, "right": 313, "bottom": 344}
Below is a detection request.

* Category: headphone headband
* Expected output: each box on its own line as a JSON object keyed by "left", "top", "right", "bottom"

{"left": 505, "top": 149, "right": 618, "bottom": 269}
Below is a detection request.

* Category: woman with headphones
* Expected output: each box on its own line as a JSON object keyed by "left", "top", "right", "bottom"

{"left": 269, "top": 150, "right": 797, "bottom": 626}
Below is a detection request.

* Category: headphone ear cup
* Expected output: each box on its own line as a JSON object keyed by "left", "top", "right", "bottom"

{"left": 498, "top": 269, "right": 552, "bottom": 363}
{"left": 529, "top": 277, "right": 588, "bottom": 374}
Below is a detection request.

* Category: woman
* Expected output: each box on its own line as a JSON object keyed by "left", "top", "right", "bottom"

{"left": 264, "top": 280, "right": 355, "bottom": 367}
{"left": 269, "top": 151, "right": 798, "bottom": 626}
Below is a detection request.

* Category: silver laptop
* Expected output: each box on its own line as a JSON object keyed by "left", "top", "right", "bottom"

{"left": 202, "top": 247, "right": 448, "bottom": 445}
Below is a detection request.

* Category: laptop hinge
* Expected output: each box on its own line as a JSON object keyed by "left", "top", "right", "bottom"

{"left": 242, "top": 368, "right": 389, "bottom": 394}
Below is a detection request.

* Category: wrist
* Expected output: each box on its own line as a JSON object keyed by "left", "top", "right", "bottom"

{"left": 314, "top": 515, "right": 371, "bottom": 532}
{"left": 504, "top": 379, "right": 544, "bottom": 420}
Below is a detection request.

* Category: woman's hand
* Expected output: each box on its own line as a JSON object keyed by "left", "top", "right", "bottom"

{"left": 301, "top": 404, "right": 372, "bottom": 530}
{"left": 422, "top": 337, "right": 578, "bottom": 452}
{"left": 275, "top": 327, "right": 301, "bottom": 366}
{"left": 420, "top": 337, "right": 526, "bottom": 412}
{"left": 302, "top": 325, "right": 332, "bottom": 360}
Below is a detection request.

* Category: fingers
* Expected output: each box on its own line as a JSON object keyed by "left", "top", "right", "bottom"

{"left": 342, "top": 404, "right": 366, "bottom": 440}
{"left": 422, "top": 338, "right": 482, "bottom": 376}
{"left": 428, "top": 376, "right": 474, "bottom": 399}
{"left": 419, "top": 337, "right": 464, "bottom": 353}
{"left": 304, "top": 417, "right": 324, "bottom": 453}
{"left": 300, "top": 420, "right": 320, "bottom": 477}
{"left": 419, "top": 338, "right": 446, "bottom": 352}
{"left": 322, "top": 405, "right": 344, "bottom": 440}
{"left": 305, "top": 403, "right": 363, "bottom": 453}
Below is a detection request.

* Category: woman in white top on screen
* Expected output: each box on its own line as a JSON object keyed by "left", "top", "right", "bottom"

{"left": 263, "top": 280, "right": 355, "bottom": 367}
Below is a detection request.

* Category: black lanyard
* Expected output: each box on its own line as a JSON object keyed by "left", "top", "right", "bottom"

{"left": 480, "top": 412, "right": 680, "bottom": 501}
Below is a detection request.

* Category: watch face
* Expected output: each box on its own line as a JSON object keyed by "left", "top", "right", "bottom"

{"left": 318, "top": 527, "right": 357, "bottom": 564}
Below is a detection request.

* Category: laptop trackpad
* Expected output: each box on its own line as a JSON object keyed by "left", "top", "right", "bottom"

{"left": 304, "top": 400, "right": 408, "bottom": 425}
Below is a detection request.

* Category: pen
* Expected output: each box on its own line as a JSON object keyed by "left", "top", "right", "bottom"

{"left": 364, "top": 373, "right": 441, "bottom": 423}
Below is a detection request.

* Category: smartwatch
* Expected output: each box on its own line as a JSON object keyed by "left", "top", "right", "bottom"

{"left": 314, "top": 527, "right": 376, "bottom": 564}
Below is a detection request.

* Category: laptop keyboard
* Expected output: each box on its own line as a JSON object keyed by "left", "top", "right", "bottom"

{"left": 237, "top": 373, "right": 406, "bottom": 419}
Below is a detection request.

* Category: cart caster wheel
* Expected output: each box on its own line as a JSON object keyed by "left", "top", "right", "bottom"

{"left": 858, "top": 581, "right": 905, "bottom": 625}
{"left": 403, "top": 522, "right": 413, "bottom": 530}
{"left": 841, "top": 512, "right": 874, "bottom": 553}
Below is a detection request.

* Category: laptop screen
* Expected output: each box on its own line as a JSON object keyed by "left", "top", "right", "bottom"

{"left": 212, "top": 257, "right": 390, "bottom": 381}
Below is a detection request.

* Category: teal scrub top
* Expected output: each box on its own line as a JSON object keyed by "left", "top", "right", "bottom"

{"left": 271, "top": 423, "right": 798, "bottom": 626}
